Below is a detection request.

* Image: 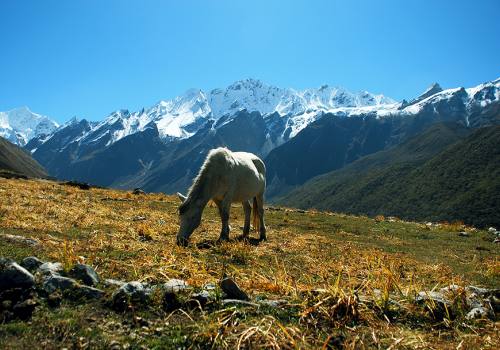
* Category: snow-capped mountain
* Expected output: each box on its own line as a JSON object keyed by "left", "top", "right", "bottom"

{"left": 0, "top": 107, "right": 58, "bottom": 146}
{"left": 18, "top": 76, "right": 500, "bottom": 197}
{"left": 45, "top": 79, "right": 396, "bottom": 151}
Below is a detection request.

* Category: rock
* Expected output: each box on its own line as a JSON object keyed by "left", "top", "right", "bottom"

{"left": 111, "top": 281, "right": 151, "bottom": 311}
{"left": 0, "top": 234, "right": 39, "bottom": 246}
{"left": 132, "top": 188, "right": 145, "bottom": 195}
{"left": 20, "top": 257, "right": 44, "bottom": 272}
{"left": 43, "top": 275, "right": 78, "bottom": 294}
{"left": 189, "top": 290, "right": 211, "bottom": 308}
{"left": 220, "top": 277, "right": 249, "bottom": 301}
{"left": 64, "top": 180, "right": 91, "bottom": 190}
{"left": 488, "top": 227, "right": 497, "bottom": 234}
{"left": 162, "top": 279, "right": 189, "bottom": 294}
{"left": 69, "top": 264, "right": 99, "bottom": 286}
{"left": 0, "top": 260, "right": 35, "bottom": 291}
{"left": 12, "top": 299, "right": 38, "bottom": 320}
{"left": 458, "top": 231, "right": 469, "bottom": 237}
{"left": 161, "top": 279, "right": 189, "bottom": 312}
{"left": 132, "top": 215, "right": 147, "bottom": 221}
{"left": 466, "top": 306, "right": 490, "bottom": 320}
{"left": 104, "top": 279, "right": 126, "bottom": 287}
{"left": 37, "top": 262, "right": 64, "bottom": 276}
{"left": 71, "top": 285, "right": 105, "bottom": 300}
{"left": 494, "top": 237, "right": 500, "bottom": 244}
{"left": 416, "top": 291, "right": 452, "bottom": 319}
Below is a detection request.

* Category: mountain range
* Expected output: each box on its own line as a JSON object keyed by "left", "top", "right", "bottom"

{"left": 2, "top": 77, "right": 499, "bottom": 225}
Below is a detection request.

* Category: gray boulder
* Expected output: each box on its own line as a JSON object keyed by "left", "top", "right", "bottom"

{"left": 37, "top": 262, "right": 64, "bottom": 276}
{"left": 69, "top": 264, "right": 99, "bottom": 286}
{"left": 43, "top": 275, "right": 78, "bottom": 294}
{"left": 0, "top": 260, "right": 35, "bottom": 291}
{"left": 20, "top": 257, "right": 44, "bottom": 272}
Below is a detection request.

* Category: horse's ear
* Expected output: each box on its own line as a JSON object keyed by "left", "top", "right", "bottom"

{"left": 177, "top": 192, "right": 187, "bottom": 202}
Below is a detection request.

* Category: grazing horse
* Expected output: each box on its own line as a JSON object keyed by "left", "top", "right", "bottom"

{"left": 176, "top": 147, "right": 266, "bottom": 246}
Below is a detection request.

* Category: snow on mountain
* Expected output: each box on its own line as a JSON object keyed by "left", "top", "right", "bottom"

{"left": 63, "top": 78, "right": 397, "bottom": 148}
{"left": 400, "top": 78, "right": 500, "bottom": 117}
{"left": 17, "top": 77, "right": 500, "bottom": 153}
{"left": 0, "top": 107, "right": 59, "bottom": 146}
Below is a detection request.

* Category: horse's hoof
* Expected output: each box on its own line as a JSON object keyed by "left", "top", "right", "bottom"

{"left": 176, "top": 237, "right": 189, "bottom": 247}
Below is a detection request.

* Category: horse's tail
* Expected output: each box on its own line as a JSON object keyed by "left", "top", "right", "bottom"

{"left": 253, "top": 197, "right": 260, "bottom": 232}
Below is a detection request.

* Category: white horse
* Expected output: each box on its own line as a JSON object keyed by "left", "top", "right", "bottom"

{"left": 176, "top": 147, "right": 267, "bottom": 246}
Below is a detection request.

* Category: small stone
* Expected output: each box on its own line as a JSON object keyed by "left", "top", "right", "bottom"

{"left": 466, "top": 306, "right": 489, "bottom": 320}
{"left": 458, "top": 231, "right": 469, "bottom": 237}
{"left": 37, "top": 262, "right": 64, "bottom": 276}
{"left": 0, "top": 260, "right": 35, "bottom": 291}
{"left": 20, "top": 257, "right": 44, "bottom": 272}
{"left": 132, "top": 215, "right": 147, "bottom": 221}
{"left": 162, "top": 279, "right": 189, "bottom": 294}
{"left": 488, "top": 227, "right": 497, "bottom": 234}
{"left": 220, "top": 277, "right": 249, "bottom": 301}
{"left": 69, "top": 264, "right": 99, "bottom": 286}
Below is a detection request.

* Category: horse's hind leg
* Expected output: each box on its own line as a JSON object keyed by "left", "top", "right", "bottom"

{"left": 216, "top": 198, "right": 231, "bottom": 241}
{"left": 256, "top": 193, "right": 267, "bottom": 241}
{"left": 242, "top": 200, "right": 251, "bottom": 237}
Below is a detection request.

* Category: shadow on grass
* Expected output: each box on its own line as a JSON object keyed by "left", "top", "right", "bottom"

{"left": 195, "top": 236, "right": 263, "bottom": 249}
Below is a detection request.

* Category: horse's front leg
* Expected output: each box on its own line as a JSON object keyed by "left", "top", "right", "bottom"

{"left": 216, "top": 198, "right": 231, "bottom": 241}
{"left": 242, "top": 200, "right": 251, "bottom": 237}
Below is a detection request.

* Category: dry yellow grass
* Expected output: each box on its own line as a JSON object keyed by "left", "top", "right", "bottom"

{"left": 0, "top": 178, "right": 498, "bottom": 349}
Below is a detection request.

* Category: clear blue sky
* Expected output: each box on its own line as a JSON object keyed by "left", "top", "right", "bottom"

{"left": 1, "top": 0, "right": 499, "bottom": 123}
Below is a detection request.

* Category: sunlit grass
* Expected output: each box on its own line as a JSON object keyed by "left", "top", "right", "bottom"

{"left": 0, "top": 178, "right": 498, "bottom": 349}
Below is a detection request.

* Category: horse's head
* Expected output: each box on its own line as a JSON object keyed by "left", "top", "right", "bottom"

{"left": 176, "top": 192, "right": 203, "bottom": 246}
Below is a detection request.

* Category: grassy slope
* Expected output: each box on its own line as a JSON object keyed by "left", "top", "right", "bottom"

{"left": 0, "top": 178, "right": 498, "bottom": 349}
{"left": 0, "top": 137, "right": 48, "bottom": 179}
{"left": 279, "top": 124, "right": 500, "bottom": 228}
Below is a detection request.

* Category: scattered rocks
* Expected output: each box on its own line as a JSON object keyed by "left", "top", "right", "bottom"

{"left": 0, "top": 260, "right": 35, "bottom": 291}
{"left": 111, "top": 281, "right": 151, "bottom": 311}
{"left": 220, "top": 277, "right": 249, "bottom": 301}
{"left": 20, "top": 256, "right": 44, "bottom": 272}
{"left": 69, "top": 263, "right": 99, "bottom": 286}
{"left": 0, "top": 234, "right": 39, "bottom": 246}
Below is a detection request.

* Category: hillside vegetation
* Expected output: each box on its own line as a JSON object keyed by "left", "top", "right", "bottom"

{"left": 0, "top": 178, "right": 498, "bottom": 349}
{"left": 0, "top": 136, "right": 48, "bottom": 179}
{"left": 279, "top": 124, "right": 500, "bottom": 228}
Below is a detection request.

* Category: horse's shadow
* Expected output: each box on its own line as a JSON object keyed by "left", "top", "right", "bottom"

{"left": 196, "top": 236, "right": 263, "bottom": 249}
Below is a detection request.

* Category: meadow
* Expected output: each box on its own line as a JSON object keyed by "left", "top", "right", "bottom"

{"left": 0, "top": 178, "right": 498, "bottom": 349}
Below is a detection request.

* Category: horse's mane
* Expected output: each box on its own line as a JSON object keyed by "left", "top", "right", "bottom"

{"left": 179, "top": 147, "right": 231, "bottom": 213}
